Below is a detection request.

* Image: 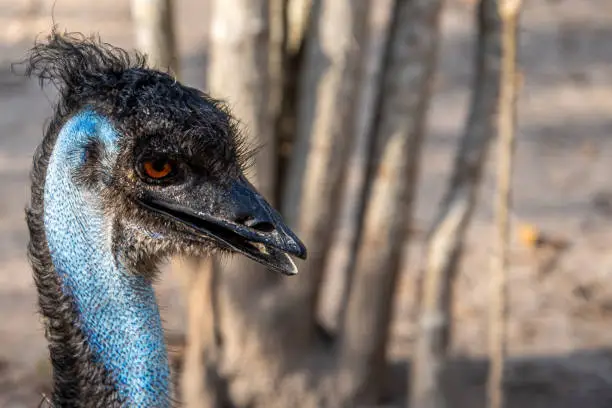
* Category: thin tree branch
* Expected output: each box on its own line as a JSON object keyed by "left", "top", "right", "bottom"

{"left": 409, "top": 1, "right": 502, "bottom": 407}
{"left": 488, "top": 1, "right": 521, "bottom": 408}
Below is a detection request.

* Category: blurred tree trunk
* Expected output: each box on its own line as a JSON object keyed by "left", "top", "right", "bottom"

{"left": 317, "top": 0, "right": 394, "bottom": 334}
{"left": 286, "top": 0, "right": 313, "bottom": 53}
{"left": 281, "top": 0, "right": 368, "bottom": 238}
{"left": 488, "top": 1, "right": 521, "bottom": 408}
{"left": 337, "top": 0, "right": 444, "bottom": 404}
{"left": 130, "top": 0, "right": 178, "bottom": 74}
{"left": 182, "top": 0, "right": 446, "bottom": 406}
{"left": 278, "top": 0, "right": 371, "bottom": 346}
{"left": 275, "top": 0, "right": 312, "bottom": 205}
{"left": 269, "top": 0, "right": 288, "bottom": 159}
{"left": 409, "top": 1, "right": 502, "bottom": 408}
{"left": 208, "top": 0, "right": 273, "bottom": 197}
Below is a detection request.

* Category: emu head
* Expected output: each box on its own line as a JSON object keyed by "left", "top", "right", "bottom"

{"left": 26, "top": 32, "right": 306, "bottom": 276}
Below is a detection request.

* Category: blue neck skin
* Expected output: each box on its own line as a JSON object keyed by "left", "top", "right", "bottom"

{"left": 43, "top": 111, "right": 170, "bottom": 407}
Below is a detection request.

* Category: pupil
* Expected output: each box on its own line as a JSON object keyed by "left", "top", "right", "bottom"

{"left": 152, "top": 160, "right": 166, "bottom": 172}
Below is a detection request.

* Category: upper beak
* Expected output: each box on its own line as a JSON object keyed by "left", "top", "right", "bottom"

{"left": 139, "top": 177, "right": 307, "bottom": 275}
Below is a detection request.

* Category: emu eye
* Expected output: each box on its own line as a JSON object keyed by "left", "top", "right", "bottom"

{"left": 142, "top": 159, "right": 174, "bottom": 180}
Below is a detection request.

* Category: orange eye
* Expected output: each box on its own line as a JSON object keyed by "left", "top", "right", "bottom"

{"left": 143, "top": 159, "right": 173, "bottom": 179}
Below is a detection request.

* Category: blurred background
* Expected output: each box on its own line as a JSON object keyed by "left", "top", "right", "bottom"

{"left": 1, "top": 0, "right": 612, "bottom": 407}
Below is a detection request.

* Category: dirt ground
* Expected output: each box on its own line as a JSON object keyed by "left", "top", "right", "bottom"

{"left": 1, "top": 0, "right": 612, "bottom": 407}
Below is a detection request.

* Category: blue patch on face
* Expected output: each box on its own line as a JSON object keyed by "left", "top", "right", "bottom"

{"left": 44, "top": 110, "right": 171, "bottom": 407}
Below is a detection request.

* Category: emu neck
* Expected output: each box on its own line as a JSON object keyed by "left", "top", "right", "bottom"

{"left": 43, "top": 112, "right": 170, "bottom": 406}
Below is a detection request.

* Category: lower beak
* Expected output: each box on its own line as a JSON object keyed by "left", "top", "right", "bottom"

{"left": 140, "top": 179, "right": 307, "bottom": 275}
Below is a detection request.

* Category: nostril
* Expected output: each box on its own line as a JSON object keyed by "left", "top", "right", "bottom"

{"left": 234, "top": 214, "right": 276, "bottom": 233}
{"left": 246, "top": 220, "right": 275, "bottom": 233}
{"left": 234, "top": 214, "right": 255, "bottom": 226}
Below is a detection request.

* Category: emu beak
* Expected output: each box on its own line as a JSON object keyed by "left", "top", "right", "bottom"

{"left": 140, "top": 177, "right": 307, "bottom": 275}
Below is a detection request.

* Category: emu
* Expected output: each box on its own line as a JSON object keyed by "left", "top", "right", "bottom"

{"left": 24, "top": 32, "right": 306, "bottom": 407}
